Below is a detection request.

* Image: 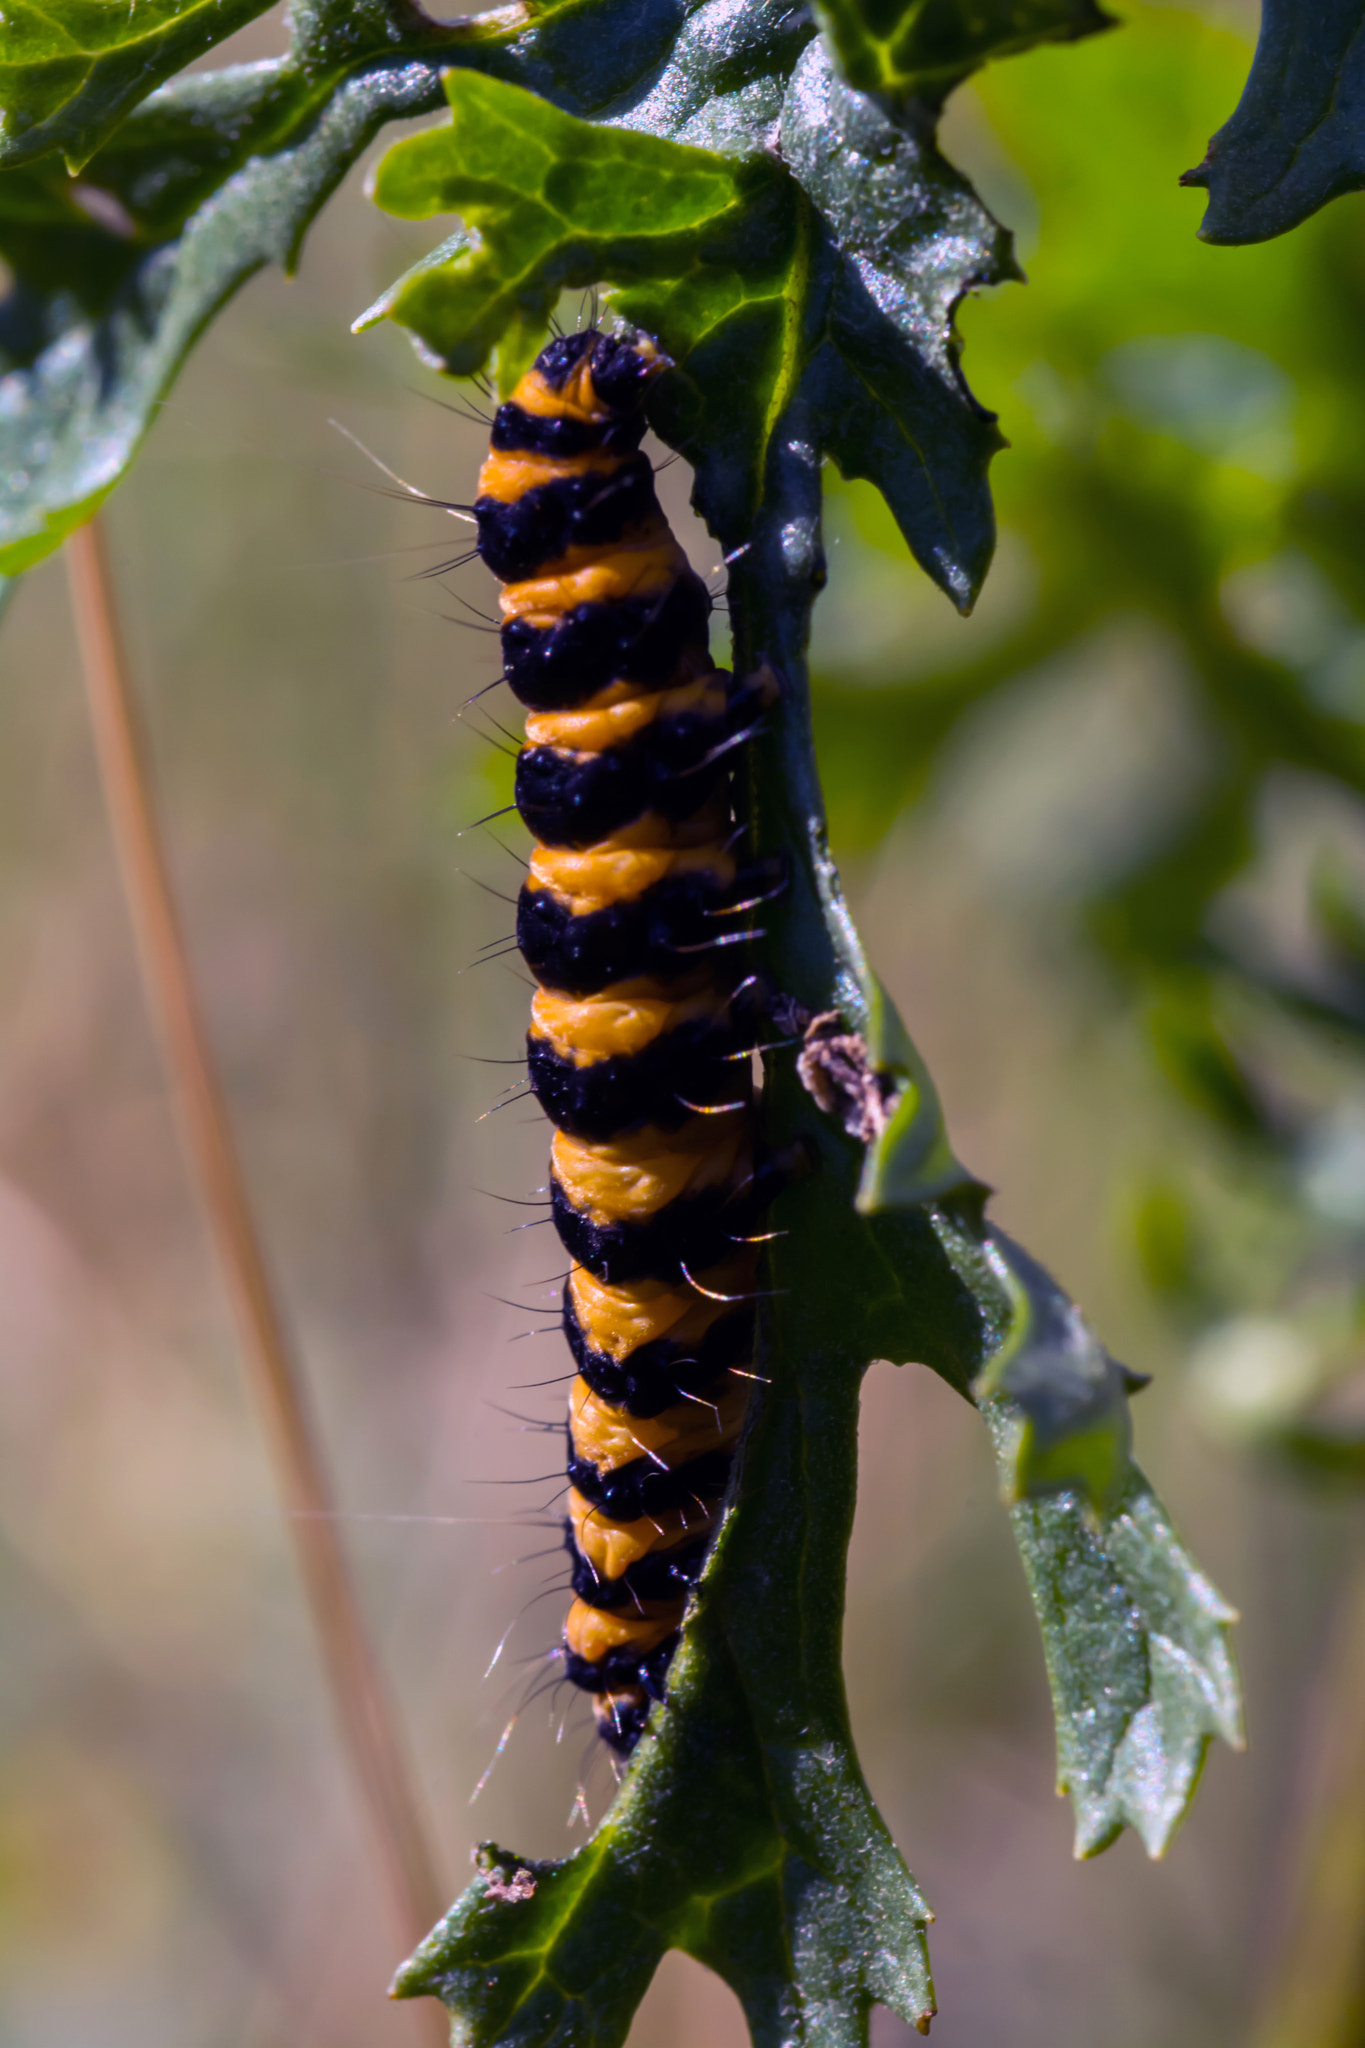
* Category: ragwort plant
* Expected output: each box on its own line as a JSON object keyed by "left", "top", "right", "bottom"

{"left": 7, "top": 0, "right": 1356, "bottom": 2038}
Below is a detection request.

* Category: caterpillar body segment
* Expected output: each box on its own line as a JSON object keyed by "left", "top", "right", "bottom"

{"left": 474, "top": 327, "right": 775, "bottom": 1755}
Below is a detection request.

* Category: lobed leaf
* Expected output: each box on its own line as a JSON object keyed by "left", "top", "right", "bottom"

{"left": 982, "top": 1407, "right": 1245, "bottom": 1857}
{"left": 1183, "top": 0, "right": 1365, "bottom": 244}
{"left": 366, "top": 50, "right": 1011, "bottom": 601}
{"left": 358, "top": 71, "right": 780, "bottom": 394}
{"left": 776, "top": 39, "right": 1010, "bottom": 606}
{"left": 858, "top": 1198, "right": 1241, "bottom": 1864}
{"left": 811, "top": 0, "right": 1112, "bottom": 98}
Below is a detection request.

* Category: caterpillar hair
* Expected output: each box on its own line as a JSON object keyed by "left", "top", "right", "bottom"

{"left": 471, "top": 326, "right": 778, "bottom": 1754}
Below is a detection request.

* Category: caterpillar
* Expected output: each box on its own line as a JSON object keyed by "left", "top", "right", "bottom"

{"left": 472, "top": 326, "right": 778, "bottom": 1754}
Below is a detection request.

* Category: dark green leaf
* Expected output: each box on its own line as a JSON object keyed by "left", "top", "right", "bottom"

{"left": 1182, "top": 0, "right": 1365, "bottom": 243}
{"left": 776, "top": 39, "right": 1012, "bottom": 606}
{"left": 982, "top": 1406, "right": 1244, "bottom": 1857}
{"left": 811, "top": 0, "right": 1112, "bottom": 97}
{"left": 0, "top": 0, "right": 278, "bottom": 173}
{"left": 717, "top": 390, "right": 1242, "bottom": 1869}
{"left": 0, "top": 8, "right": 455, "bottom": 571}
{"left": 612, "top": 0, "right": 816, "bottom": 151}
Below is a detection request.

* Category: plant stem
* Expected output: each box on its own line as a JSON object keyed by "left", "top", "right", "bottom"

{"left": 64, "top": 515, "right": 449, "bottom": 2017}
{"left": 1253, "top": 1540, "right": 1365, "bottom": 2048}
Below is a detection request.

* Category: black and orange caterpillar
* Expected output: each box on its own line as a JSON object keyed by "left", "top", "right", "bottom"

{"left": 472, "top": 327, "right": 777, "bottom": 1753}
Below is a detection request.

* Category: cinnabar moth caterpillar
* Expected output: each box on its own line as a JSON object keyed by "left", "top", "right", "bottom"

{"left": 472, "top": 328, "right": 776, "bottom": 1753}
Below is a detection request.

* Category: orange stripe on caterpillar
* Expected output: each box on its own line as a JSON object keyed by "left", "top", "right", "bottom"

{"left": 551, "top": 1113, "right": 749, "bottom": 1227}
{"left": 529, "top": 816, "right": 735, "bottom": 916}
{"left": 567, "top": 1486, "right": 717, "bottom": 1581}
{"left": 530, "top": 978, "right": 727, "bottom": 1065}
{"left": 564, "top": 1596, "right": 680, "bottom": 1665}
{"left": 568, "top": 1258, "right": 757, "bottom": 1360}
{"left": 523, "top": 667, "right": 726, "bottom": 753}
{"left": 569, "top": 1374, "right": 747, "bottom": 1478}
{"left": 499, "top": 527, "right": 687, "bottom": 624}
{"left": 476, "top": 445, "right": 634, "bottom": 504}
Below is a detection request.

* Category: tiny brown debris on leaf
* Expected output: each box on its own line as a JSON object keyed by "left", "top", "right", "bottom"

{"left": 793, "top": 1009, "right": 897, "bottom": 1143}
{"left": 482, "top": 1866, "right": 537, "bottom": 1903}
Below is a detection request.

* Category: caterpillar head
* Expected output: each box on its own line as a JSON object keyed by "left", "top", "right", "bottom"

{"left": 535, "top": 326, "right": 671, "bottom": 416}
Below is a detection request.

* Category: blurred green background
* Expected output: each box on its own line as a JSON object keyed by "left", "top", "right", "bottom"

{"left": 4, "top": 0, "right": 1365, "bottom": 2042}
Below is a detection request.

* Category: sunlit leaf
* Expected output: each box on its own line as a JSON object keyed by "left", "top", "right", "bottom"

{"left": 0, "top": 0, "right": 279, "bottom": 173}
{"left": 856, "top": 977, "right": 976, "bottom": 1210}
{"left": 365, "top": 54, "right": 1011, "bottom": 600}
{"left": 358, "top": 72, "right": 781, "bottom": 390}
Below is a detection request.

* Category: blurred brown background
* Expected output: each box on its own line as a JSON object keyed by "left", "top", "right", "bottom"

{"left": 3, "top": 2, "right": 1362, "bottom": 2043}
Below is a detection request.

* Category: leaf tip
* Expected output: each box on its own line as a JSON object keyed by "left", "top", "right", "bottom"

{"left": 351, "top": 295, "right": 389, "bottom": 335}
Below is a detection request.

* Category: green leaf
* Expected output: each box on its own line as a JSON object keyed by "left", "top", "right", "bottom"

{"left": 712, "top": 374, "right": 1242, "bottom": 1877}
{"left": 358, "top": 71, "right": 780, "bottom": 390}
{"left": 856, "top": 977, "right": 977, "bottom": 1211}
{"left": 811, "top": 0, "right": 1113, "bottom": 98}
{"left": 0, "top": 20, "right": 447, "bottom": 572}
{"left": 366, "top": 51, "right": 1011, "bottom": 602}
{"left": 844, "top": 1194, "right": 1242, "bottom": 1862}
{"left": 973, "top": 1233, "right": 1139, "bottom": 1512}
{"left": 0, "top": 0, "right": 278, "bottom": 173}
{"left": 0, "top": 0, "right": 798, "bottom": 578}
{"left": 982, "top": 1405, "right": 1245, "bottom": 1857}
{"left": 1182, "top": 0, "right": 1365, "bottom": 244}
